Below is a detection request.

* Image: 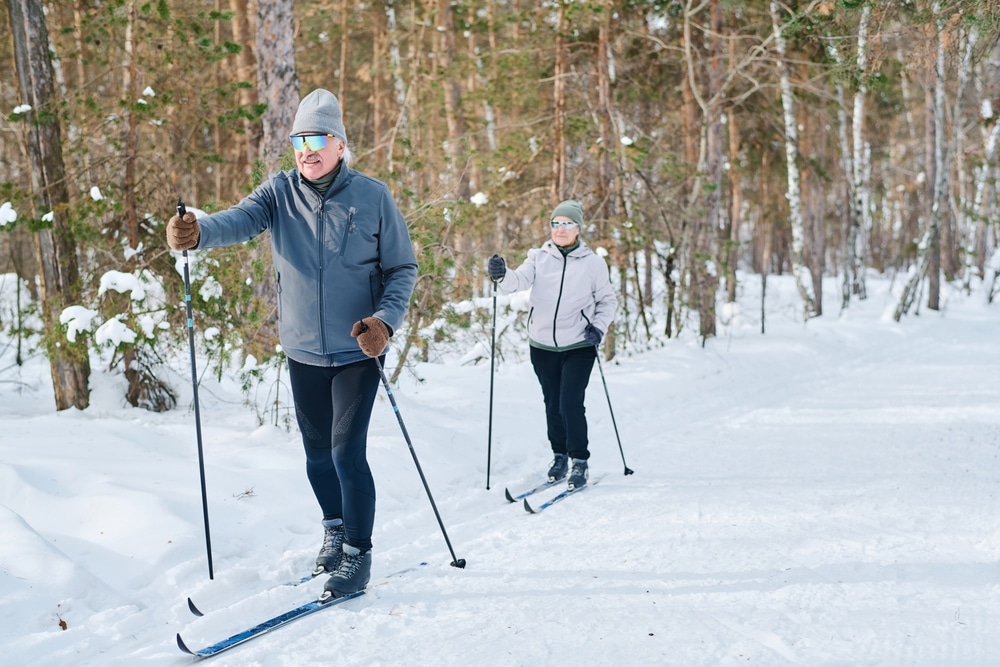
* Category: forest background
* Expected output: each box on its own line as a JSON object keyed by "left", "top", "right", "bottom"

{"left": 1, "top": 0, "right": 1000, "bottom": 413}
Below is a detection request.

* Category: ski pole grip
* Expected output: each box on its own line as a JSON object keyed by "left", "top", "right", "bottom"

{"left": 177, "top": 198, "right": 187, "bottom": 217}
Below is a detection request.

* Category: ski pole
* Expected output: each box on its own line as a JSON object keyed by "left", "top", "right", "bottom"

{"left": 367, "top": 343, "right": 466, "bottom": 568}
{"left": 594, "top": 351, "right": 633, "bottom": 476}
{"left": 177, "top": 198, "right": 214, "bottom": 579}
{"left": 486, "top": 266, "right": 498, "bottom": 490}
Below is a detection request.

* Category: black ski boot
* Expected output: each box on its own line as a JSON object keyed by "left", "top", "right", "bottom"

{"left": 567, "top": 458, "right": 588, "bottom": 490}
{"left": 547, "top": 453, "right": 569, "bottom": 482}
{"left": 323, "top": 544, "right": 372, "bottom": 598}
{"left": 313, "top": 519, "right": 345, "bottom": 576}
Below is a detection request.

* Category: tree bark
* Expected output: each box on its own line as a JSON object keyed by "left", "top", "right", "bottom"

{"left": 770, "top": 0, "right": 818, "bottom": 320}
{"left": 256, "top": 0, "right": 298, "bottom": 170}
{"left": 8, "top": 0, "right": 90, "bottom": 410}
{"left": 895, "top": 4, "right": 947, "bottom": 319}
{"left": 436, "top": 0, "right": 469, "bottom": 201}
{"left": 230, "top": 0, "right": 259, "bottom": 172}
{"left": 927, "top": 3, "right": 945, "bottom": 311}
{"left": 848, "top": 3, "right": 871, "bottom": 302}
{"left": 123, "top": 0, "right": 141, "bottom": 250}
{"left": 552, "top": 2, "right": 567, "bottom": 200}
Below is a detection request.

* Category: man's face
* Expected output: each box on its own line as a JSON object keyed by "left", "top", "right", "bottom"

{"left": 291, "top": 133, "right": 344, "bottom": 180}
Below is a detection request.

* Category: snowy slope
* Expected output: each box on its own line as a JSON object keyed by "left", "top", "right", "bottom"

{"left": 1, "top": 274, "right": 998, "bottom": 666}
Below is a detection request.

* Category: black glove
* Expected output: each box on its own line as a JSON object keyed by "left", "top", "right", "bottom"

{"left": 583, "top": 324, "right": 603, "bottom": 347}
{"left": 487, "top": 255, "right": 506, "bottom": 281}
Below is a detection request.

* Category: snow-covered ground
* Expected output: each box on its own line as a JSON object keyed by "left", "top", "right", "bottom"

{"left": 1, "top": 273, "right": 998, "bottom": 666}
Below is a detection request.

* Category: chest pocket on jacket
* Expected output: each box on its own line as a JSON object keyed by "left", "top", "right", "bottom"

{"left": 338, "top": 207, "right": 357, "bottom": 257}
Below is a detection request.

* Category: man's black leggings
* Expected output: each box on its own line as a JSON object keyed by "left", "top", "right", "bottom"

{"left": 288, "top": 356, "right": 381, "bottom": 551}
{"left": 529, "top": 345, "right": 596, "bottom": 461}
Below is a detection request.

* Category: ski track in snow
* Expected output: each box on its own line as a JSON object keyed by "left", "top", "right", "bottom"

{"left": 1, "top": 275, "right": 999, "bottom": 666}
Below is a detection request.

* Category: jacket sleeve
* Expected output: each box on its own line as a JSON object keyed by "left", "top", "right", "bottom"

{"left": 496, "top": 248, "right": 538, "bottom": 294}
{"left": 590, "top": 255, "right": 618, "bottom": 333}
{"left": 195, "top": 180, "right": 275, "bottom": 249}
{"left": 372, "top": 187, "right": 418, "bottom": 334}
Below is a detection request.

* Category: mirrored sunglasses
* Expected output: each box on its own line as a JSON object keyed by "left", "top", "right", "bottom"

{"left": 550, "top": 220, "right": 579, "bottom": 229}
{"left": 290, "top": 134, "right": 334, "bottom": 151}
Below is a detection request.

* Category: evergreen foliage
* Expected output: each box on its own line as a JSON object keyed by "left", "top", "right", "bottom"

{"left": 1, "top": 0, "right": 999, "bottom": 410}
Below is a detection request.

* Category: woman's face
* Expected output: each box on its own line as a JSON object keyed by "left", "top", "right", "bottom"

{"left": 292, "top": 133, "right": 344, "bottom": 180}
{"left": 550, "top": 216, "right": 581, "bottom": 247}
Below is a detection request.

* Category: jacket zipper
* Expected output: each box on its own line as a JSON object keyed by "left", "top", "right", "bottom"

{"left": 317, "top": 201, "right": 327, "bottom": 354}
{"left": 340, "top": 207, "right": 356, "bottom": 257}
{"left": 551, "top": 253, "right": 568, "bottom": 347}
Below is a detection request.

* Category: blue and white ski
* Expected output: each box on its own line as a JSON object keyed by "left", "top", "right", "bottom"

{"left": 178, "top": 562, "right": 427, "bottom": 657}
{"left": 504, "top": 478, "right": 563, "bottom": 503}
{"left": 176, "top": 591, "right": 364, "bottom": 659}
{"left": 523, "top": 477, "right": 601, "bottom": 514}
{"left": 187, "top": 572, "right": 319, "bottom": 617}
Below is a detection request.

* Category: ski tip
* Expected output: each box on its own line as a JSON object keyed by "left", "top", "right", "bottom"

{"left": 187, "top": 597, "right": 204, "bottom": 617}
{"left": 504, "top": 488, "right": 516, "bottom": 503}
{"left": 523, "top": 498, "right": 536, "bottom": 514}
{"left": 176, "top": 633, "right": 195, "bottom": 655}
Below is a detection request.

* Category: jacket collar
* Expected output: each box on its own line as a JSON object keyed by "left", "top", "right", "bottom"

{"left": 542, "top": 238, "right": 590, "bottom": 258}
{"left": 294, "top": 162, "right": 353, "bottom": 202}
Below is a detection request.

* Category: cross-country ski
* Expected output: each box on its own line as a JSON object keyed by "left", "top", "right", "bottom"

{"left": 523, "top": 477, "right": 601, "bottom": 514}
{"left": 176, "top": 591, "right": 364, "bottom": 659}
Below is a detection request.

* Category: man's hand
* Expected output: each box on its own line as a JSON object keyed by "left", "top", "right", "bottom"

{"left": 167, "top": 211, "right": 200, "bottom": 251}
{"left": 351, "top": 317, "right": 390, "bottom": 357}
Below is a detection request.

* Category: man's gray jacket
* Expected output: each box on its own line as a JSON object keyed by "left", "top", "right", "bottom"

{"left": 195, "top": 166, "right": 417, "bottom": 366}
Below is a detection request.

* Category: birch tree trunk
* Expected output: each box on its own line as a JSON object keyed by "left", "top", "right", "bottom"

{"left": 927, "top": 4, "right": 946, "bottom": 311}
{"left": 256, "top": 0, "right": 298, "bottom": 170}
{"left": 895, "top": 2, "right": 946, "bottom": 319}
{"left": 382, "top": 0, "right": 410, "bottom": 172}
{"left": 827, "top": 39, "right": 853, "bottom": 309}
{"left": 950, "top": 25, "right": 977, "bottom": 291}
{"left": 969, "top": 116, "right": 1000, "bottom": 290}
{"left": 942, "top": 21, "right": 975, "bottom": 281}
{"left": 8, "top": 0, "right": 90, "bottom": 410}
{"left": 770, "top": 0, "right": 817, "bottom": 320}
{"left": 847, "top": 3, "right": 871, "bottom": 302}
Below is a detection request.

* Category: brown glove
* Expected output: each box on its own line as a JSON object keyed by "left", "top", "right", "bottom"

{"left": 166, "top": 211, "right": 200, "bottom": 250}
{"left": 351, "top": 317, "right": 390, "bottom": 357}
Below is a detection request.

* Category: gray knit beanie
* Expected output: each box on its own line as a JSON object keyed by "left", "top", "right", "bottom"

{"left": 291, "top": 89, "right": 347, "bottom": 142}
{"left": 551, "top": 199, "right": 584, "bottom": 227}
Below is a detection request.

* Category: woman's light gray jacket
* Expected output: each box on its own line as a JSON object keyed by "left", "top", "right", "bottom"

{"left": 496, "top": 240, "right": 617, "bottom": 351}
{"left": 194, "top": 166, "right": 417, "bottom": 367}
